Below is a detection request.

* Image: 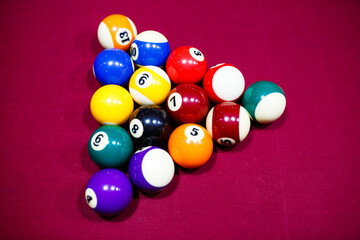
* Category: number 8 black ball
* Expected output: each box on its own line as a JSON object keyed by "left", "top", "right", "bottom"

{"left": 128, "top": 105, "right": 172, "bottom": 148}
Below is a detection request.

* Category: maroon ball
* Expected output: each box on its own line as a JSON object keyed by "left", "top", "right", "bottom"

{"left": 166, "top": 83, "right": 209, "bottom": 124}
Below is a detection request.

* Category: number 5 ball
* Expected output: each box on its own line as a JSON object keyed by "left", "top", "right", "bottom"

{"left": 90, "top": 85, "right": 134, "bottom": 125}
{"left": 168, "top": 123, "right": 213, "bottom": 169}
{"left": 166, "top": 46, "right": 207, "bottom": 84}
{"left": 88, "top": 125, "right": 133, "bottom": 168}
{"left": 241, "top": 81, "right": 286, "bottom": 124}
{"left": 97, "top": 14, "right": 137, "bottom": 51}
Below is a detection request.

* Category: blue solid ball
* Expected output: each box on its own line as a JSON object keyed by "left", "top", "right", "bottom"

{"left": 130, "top": 30, "right": 170, "bottom": 67}
{"left": 93, "top": 48, "right": 135, "bottom": 86}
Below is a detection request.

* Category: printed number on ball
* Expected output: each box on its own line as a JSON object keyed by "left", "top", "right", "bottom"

{"left": 129, "top": 119, "right": 144, "bottom": 138}
{"left": 185, "top": 125, "right": 204, "bottom": 141}
{"left": 116, "top": 28, "right": 132, "bottom": 46}
{"left": 167, "top": 92, "right": 182, "bottom": 111}
{"left": 135, "top": 72, "right": 152, "bottom": 88}
{"left": 91, "top": 132, "right": 109, "bottom": 151}
{"left": 85, "top": 188, "right": 97, "bottom": 209}
{"left": 189, "top": 47, "right": 204, "bottom": 62}
{"left": 217, "top": 137, "right": 236, "bottom": 146}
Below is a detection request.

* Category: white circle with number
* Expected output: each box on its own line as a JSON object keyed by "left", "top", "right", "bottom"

{"left": 130, "top": 42, "right": 139, "bottom": 61}
{"left": 135, "top": 71, "right": 152, "bottom": 88}
{"left": 185, "top": 125, "right": 205, "bottom": 142}
{"left": 115, "top": 28, "right": 132, "bottom": 46}
{"left": 217, "top": 137, "right": 236, "bottom": 146}
{"left": 189, "top": 47, "right": 205, "bottom": 62}
{"left": 167, "top": 92, "right": 182, "bottom": 111}
{"left": 85, "top": 188, "right": 97, "bottom": 209}
{"left": 129, "top": 118, "right": 144, "bottom": 138}
{"left": 91, "top": 131, "right": 109, "bottom": 151}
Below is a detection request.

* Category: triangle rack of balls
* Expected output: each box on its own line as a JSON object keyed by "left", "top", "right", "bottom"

{"left": 85, "top": 14, "right": 287, "bottom": 216}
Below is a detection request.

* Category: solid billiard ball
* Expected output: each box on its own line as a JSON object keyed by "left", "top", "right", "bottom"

{"left": 166, "top": 83, "right": 209, "bottom": 123}
{"left": 128, "top": 105, "right": 172, "bottom": 148}
{"left": 168, "top": 123, "right": 213, "bottom": 168}
{"left": 90, "top": 85, "right": 134, "bottom": 125}
{"left": 206, "top": 102, "right": 251, "bottom": 146}
{"left": 166, "top": 46, "right": 207, "bottom": 84}
{"left": 241, "top": 81, "right": 286, "bottom": 124}
{"left": 85, "top": 168, "right": 132, "bottom": 216}
{"left": 128, "top": 66, "right": 171, "bottom": 105}
{"left": 88, "top": 125, "right": 133, "bottom": 168}
{"left": 128, "top": 146, "right": 175, "bottom": 193}
{"left": 203, "top": 63, "right": 245, "bottom": 103}
{"left": 130, "top": 30, "right": 170, "bottom": 67}
{"left": 97, "top": 14, "right": 137, "bottom": 51}
{"left": 93, "top": 48, "right": 135, "bottom": 86}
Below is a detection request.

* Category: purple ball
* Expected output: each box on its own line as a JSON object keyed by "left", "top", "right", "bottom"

{"left": 85, "top": 169, "right": 132, "bottom": 216}
{"left": 128, "top": 146, "right": 175, "bottom": 193}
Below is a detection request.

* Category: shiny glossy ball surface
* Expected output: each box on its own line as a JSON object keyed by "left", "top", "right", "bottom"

{"left": 166, "top": 83, "right": 209, "bottom": 123}
{"left": 128, "top": 146, "right": 175, "bottom": 193}
{"left": 93, "top": 49, "right": 134, "bottom": 86}
{"left": 97, "top": 14, "right": 137, "bottom": 51}
{"left": 88, "top": 125, "right": 133, "bottom": 168}
{"left": 166, "top": 46, "right": 207, "bottom": 84}
{"left": 130, "top": 30, "right": 170, "bottom": 67}
{"left": 129, "top": 105, "right": 171, "bottom": 148}
{"left": 241, "top": 81, "right": 286, "bottom": 124}
{"left": 206, "top": 102, "right": 251, "bottom": 146}
{"left": 168, "top": 123, "right": 213, "bottom": 169}
{"left": 85, "top": 169, "right": 132, "bottom": 216}
{"left": 90, "top": 85, "right": 134, "bottom": 125}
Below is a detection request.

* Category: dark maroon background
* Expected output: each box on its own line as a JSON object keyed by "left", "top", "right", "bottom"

{"left": 1, "top": 0, "right": 360, "bottom": 239}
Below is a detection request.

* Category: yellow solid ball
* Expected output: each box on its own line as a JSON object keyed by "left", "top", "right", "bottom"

{"left": 90, "top": 85, "right": 134, "bottom": 125}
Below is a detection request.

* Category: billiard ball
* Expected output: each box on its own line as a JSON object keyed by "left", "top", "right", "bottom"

{"left": 93, "top": 48, "right": 134, "bottom": 86}
{"left": 168, "top": 123, "right": 213, "bottom": 168}
{"left": 203, "top": 63, "right": 245, "bottom": 103}
{"left": 128, "top": 146, "right": 175, "bottom": 193}
{"left": 97, "top": 14, "right": 137, "bottom": 51}
{"left": 206, "top": 102, "right": 251, "bottom": 146}
{"left": 166, "top": 46, "right": 207, "bottom": 84}
{"left": 166, "top": 83, "right": 209, "bottom": 123}
{"left": 128, "top": 66, "right": 171, "bottom": 105}
{"left": 130, "top": 30, "right": 170, "bottom": 67}
{"left": 241, "top": 81, "right": 286, "bottom": 124}
{"left": 88, "top": 125, "right": 133, "bottom": 168}
{"left": 85, "top": 168, "right": 132, "bottom": 216}
{"left": 128, "top": 105, "right": 172, "bottom": 147}
{"left": 90, "top": 85, "right": 134, "bottom": 125}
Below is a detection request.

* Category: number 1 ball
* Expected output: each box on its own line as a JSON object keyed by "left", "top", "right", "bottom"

{"left": 168, "top": 123, "right": 213, "bottom": 169}
{"left": 128, "top": 146, "right": 175, "bottom": 193}
{"left": 166, "top": 83, "right": 209, "bottom": 123}
{"left": 90, "top": 85, "right": 134, "bottom": 125}
{"left": 241, "top": 81, "right": 286, "bottom": 124}
{"left": 88, "top": 125, "right": 133, "bottom": 168}
{"left": 97, "top": 14, "right": 137, "bottom": 51}
{"left": 166, "top": 46, "right": 207, "bottom": 84}
{"left": 206, "top": 102, "right": 251, "bottom": 146}
{"left": 85, "top": 169, "right": 132, "bottom": 216}
{"left": 203, "top": 63, "right": 245, "bottom": 103}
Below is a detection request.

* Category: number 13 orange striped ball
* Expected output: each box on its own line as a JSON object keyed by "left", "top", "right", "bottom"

{"left": 97, "top": 14, "right": 137, "bottom": 51}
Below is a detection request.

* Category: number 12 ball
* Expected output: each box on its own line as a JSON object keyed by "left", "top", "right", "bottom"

{"left": 241, "top": 81, "right": 286, "bottom": 124}
{"left": 97, "top": 14, "right": 137, "bottom": 51}
{"left": 88, "top": 125, "right": 133, "bottom": 168}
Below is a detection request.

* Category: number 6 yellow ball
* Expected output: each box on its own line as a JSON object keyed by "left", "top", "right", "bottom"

{"left": 90, "top": 85, "right": 134, "bottom": 125}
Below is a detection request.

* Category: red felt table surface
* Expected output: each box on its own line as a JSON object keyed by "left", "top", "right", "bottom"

{"left": 1, "top": 0, "right": 360, "bottom": 239}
